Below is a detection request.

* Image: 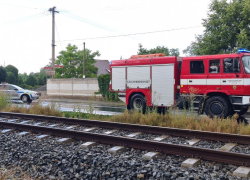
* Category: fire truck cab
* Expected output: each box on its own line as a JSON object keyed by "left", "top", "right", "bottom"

{"left": 110, "top": 50, "right": 250, "bottom": 118}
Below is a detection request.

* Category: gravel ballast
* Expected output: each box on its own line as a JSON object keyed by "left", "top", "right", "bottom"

{"left": 0, "top": 131, "right": 244, "bottom": 180}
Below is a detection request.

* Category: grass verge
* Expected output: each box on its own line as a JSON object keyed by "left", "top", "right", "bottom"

{"left": 1, "top": 96, "right": 250, "bottom": 135}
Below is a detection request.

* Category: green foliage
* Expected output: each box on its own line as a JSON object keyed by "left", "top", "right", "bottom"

{"left": 18, "top": 68, "right": 47, "bottom": 88}
{"left": 6, "top": 72, "right": 16, "bottom": 84}
{"left": 18, "top": 73, "right": 28, "bottom": 85}
{"left": 0, "top": 92, "right": 11, "bottom": 110}
{"left": 25, "top": 74, "right": 37, "bottom": 87}
{"left": 138, "top": 44, "right": 180, "bottom": 56}
{"left": 2, "top": 64, "right": 46, "bottom": 89}
{"left": 0, "top": 66, "right": 6, "bottom": 83}
{"left": 55, "top": 44, "right": 99, "bottom": 78}
{"left": 19, "top": 84, "right": 33, "bottom": 90}
{"left": 98, "top": 74, "right": 119, "bottom": 101}
{"left": 184, "top": 0, "right": 250, "bottom": 55}
{"left": 5, "top": 65, "right": 18, "bottom": 80}
{"left": 37, "top": 69, "right": 47, "bottom": 85}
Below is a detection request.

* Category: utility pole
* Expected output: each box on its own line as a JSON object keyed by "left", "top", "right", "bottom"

{"left": 49, "top": 6, "right": 59, "bottom": 78}
{"left": 83, "top": 42, "right": 85, "bottom": 78}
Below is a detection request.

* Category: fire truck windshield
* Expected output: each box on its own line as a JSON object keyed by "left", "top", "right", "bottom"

{"left": 243, "top": 56, "right": 250, "bottom": 74}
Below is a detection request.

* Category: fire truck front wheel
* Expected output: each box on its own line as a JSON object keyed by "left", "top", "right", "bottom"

{"left": 204, "top": 96, "right": 231, "bottom": 118}
{"left": 130, "top": 94, "right": 146, "bottom": 114}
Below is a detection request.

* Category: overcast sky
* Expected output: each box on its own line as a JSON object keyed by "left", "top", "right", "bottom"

{"left": 0, "top": 0, "right": 212, "bottom": 74}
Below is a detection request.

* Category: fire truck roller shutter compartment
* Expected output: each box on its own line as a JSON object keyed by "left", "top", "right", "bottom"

{"left": 152, "top": 64, "right": 174, "bottom": 106}
{"left": 127, "top": 66, "right": 150, "bottom": 88}
{"left": 111, "top": 67, "right": 126, "bottom": 91}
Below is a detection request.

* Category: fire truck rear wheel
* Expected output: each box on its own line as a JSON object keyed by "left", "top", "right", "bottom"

{"left": 204, "top": 96, "right": 230, "bottom": 118}
{"left": 130, "top": 94, "right": 146, "bottom": 114}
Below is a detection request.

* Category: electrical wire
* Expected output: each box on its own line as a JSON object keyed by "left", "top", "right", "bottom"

{"left": 55, "top": 23, "right": 63, "bottom": 51}
{"left": 0, "top": 12, "right": 46, "bottom": 27}
{"left": 0, "top": 2, "right": 46, "bottom": 10}
{"left": 56, "top": 26, "right": 203, "bottom": 42}
{"left": 61, "top": 11, "right": 138, "bottom": 40}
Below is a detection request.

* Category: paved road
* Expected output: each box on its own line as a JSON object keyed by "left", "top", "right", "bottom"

{"left": 14, "top": 98, "right": 250, "bottom": 122}
{"left": 16, "top": 98, "right": 126, "bottom": 116}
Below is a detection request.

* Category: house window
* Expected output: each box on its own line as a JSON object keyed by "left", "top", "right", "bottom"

{"left": 190, "top": 61, "right": 204, "bottom": 74}
{"left": 209, "top": 60, "right": 220, "bottom": 73}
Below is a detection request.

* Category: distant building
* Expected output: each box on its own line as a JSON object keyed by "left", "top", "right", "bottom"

{"left": 94, "top": 60, "right": 110, "bottom": 77}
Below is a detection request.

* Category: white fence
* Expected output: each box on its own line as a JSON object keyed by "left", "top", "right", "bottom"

{"left": 47, "top": 78, "right": 99, "bottom": 96}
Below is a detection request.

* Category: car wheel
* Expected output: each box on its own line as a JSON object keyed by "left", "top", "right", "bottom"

{"left": 21, "top": 95, "right": 30, "bottom": 103}
{"left": 130, "top": 94, "right": 146, "bottom": 113}
{"left": 204, "top": 96, "right": 230, "bottom": 118}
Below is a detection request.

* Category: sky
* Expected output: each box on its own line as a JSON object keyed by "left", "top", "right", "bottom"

{"left": 0, "top": 0, "right": 212, "bottom": 74}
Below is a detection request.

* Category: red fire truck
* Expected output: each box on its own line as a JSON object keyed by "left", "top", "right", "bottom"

{"left": 109, "top": 49, "right": 250, "bottom": 118}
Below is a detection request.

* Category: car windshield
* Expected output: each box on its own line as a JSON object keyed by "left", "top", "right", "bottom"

{"left": 11, "top": 85, "right": 23, "bottom": 90}
{"left": 242, "top": 56, "right": 250, "bottom": 74}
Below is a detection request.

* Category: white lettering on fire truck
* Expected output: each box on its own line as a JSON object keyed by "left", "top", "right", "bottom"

{"left": 226, "top": 79, "right": 243, "bottom": 85}
{"left": 127, "top": 80, "right": 150, "bottom": 83}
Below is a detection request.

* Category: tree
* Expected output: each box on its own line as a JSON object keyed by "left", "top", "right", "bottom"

{"left": 5, "top": 65, "right": 18, "bottom": 80}
{"left": 37, "top": 69, "right": 47, "bottom": 85}
{"left": 0, "top": 66, "right": 6, "bottom": 83}
{"left": 6, "top": 72, "right": 16, "bottom": 84}
{"left": 184, "top": 0, "right": 250, "bottom": 56}
{"left": 25, "top": 74, "right": 37, "bottom": 87}
{"left": 55, "top": 44, "right": 100, "bottom": 78}
{"left": 18, "top": 73, "right": 28, "bottom": 85}
{"left": 137, "top": 44, "right": 179, "bottom": 56}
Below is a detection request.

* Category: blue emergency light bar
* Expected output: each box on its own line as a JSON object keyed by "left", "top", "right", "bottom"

{"left": 238, "top": 48, "right": 250, "bottom": 53}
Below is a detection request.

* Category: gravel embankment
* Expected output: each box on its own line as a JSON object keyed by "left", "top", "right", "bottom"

{"left": 0, "top": 129, "right": 243, "bottom": 179}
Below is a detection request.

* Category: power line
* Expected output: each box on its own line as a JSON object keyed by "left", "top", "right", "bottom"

{"left": 61, "top": 11, "right": 138, "bottom": 40}
{"left": 56, "top": 26, "right": 203, "bottom": 42}
{"left": 55, "top": 23, "right": 63, "bottom": 51}
{"left": 0, "top": 12, "right": 46, "bottom": 27}
{"left": 0, "top": 2, "right": 46, "bottom": 10}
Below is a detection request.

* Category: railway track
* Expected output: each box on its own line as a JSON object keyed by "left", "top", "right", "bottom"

{"left": 1, "top": 112, "right": 250, "bottom": 178}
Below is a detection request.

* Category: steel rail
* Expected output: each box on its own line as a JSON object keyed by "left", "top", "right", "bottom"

{"left": 0, "top": 121, "right": 250, "bottom": 166}
{"left": 0, "top": 112, "right": 250, "bottom": 145}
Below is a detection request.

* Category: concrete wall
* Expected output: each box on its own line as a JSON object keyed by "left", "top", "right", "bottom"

{"left": 47, "top": 78, "right": 99, "bottom": 96}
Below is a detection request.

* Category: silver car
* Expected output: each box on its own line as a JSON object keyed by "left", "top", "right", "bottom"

{"left": 0, "top": 84, "right": 39, "bottom": 103}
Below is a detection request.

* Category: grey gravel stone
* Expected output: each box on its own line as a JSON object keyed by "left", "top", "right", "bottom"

{"left": 0, "top": 123, "right": 245, "bottom": 180}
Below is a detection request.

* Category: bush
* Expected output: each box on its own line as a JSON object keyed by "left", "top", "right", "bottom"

{"left": 19, "top": 84, "right": 33, "bottom": 90}
{"left": 97, "top": 74, "right": 119, "bottom": 101}
{"left": 33, "top": 85, "right": 40, "bottom": 90}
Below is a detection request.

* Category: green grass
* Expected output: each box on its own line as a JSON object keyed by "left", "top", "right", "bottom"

{"left": 0, "top": 92, "right": 12, "bottom": 111}
{"left": 1, "top": 97, "right": 250, "bottom": 135}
